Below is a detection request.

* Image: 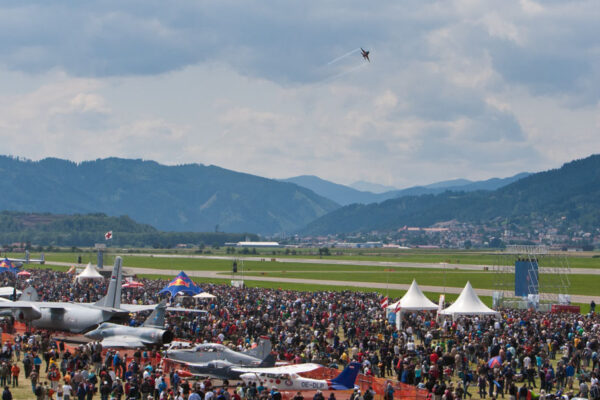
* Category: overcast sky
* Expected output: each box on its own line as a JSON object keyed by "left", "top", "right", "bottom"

{"left": 0, "top": 0, "right": 598, "bottom": 188}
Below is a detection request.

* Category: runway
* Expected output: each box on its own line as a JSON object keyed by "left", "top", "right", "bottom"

{"left": 120, "top": 253, "right": 599, "bottom": 274}
{"left": 45, "top": 261, "right": 599, "bottom": 304}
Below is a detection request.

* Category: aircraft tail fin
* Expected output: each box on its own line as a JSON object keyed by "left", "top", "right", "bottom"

{"left": 143, "top": 299, "right": 167, "bottom": 328}
{"left": 19, "top": 286, "right": 39, "bottom": 302}
{"left": 40, "top": 253, "right": 45, "bottom": 265}
{"left": 25, "top": 250, "right": 30, "bottom": 264}
{"left": 330, "top": 362, "right": 361, "bottom": 390}
{"left": 258, "top": 353, "right": 276, "bottom": 367}
{"left": 94, "top": 256, "right": 122, "bottom": 309}
{"left": 244, "top": 336, "right": 271, "bottom": 360}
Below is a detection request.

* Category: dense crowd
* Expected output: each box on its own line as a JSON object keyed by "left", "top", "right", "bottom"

{"left": 0, "top": 268, "right": 598, "bottom": 400}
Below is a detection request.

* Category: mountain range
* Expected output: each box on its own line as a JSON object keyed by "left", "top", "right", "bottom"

{"left": 302, "top": 155, "right": 600, "bottom": 235}
{"left": 0, "top": 154, "right": 595, "bottom": 237}
{"left": 0, "top": 157, "right": 337, "bottom": 235}
{"left": 282, "top": 172, "right": 530, "bottom": 206}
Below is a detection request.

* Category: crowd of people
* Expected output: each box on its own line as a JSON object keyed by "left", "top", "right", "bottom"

{"left": 0, "top": 267, "right": 597, "bottom": 400}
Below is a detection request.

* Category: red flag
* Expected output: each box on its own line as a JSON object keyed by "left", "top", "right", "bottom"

{"left": 394, "top": 301, "right": 402, "bottom": 313}
{"left": 380, "top": 296, "right": 389, "bottom": 308}
{"left": 105, "top": 231, "right": 113, "bottom": 240}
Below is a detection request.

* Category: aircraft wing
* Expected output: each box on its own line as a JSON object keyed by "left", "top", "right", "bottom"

{"left": 119, "top": 304, "right": 206, "bottom": 313}
{"left": 99, "top": 335, "right": 149, "bottom": 349}
{"left": 232, "top": 363, "right": 323, "bottom": 375}
{"left": 0, "top": 301, "right": 67, "bottom": 320}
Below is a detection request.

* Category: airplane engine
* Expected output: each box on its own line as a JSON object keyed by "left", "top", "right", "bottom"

{"left": 16, "top": 306, "right": 42, "bottom": 321}
{"left": 161, "top": 330, "right": 174, "bottom": 345}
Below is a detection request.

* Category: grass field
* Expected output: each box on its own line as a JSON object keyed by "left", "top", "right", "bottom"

{"left": 22, "top": 251, "right": 600, "bottom": 297}
{"left": 25, "top": 250, "right": 600, "bottom": 269}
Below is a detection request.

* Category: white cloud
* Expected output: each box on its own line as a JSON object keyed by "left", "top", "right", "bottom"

{"left": 0, "top": 1, "right": 597, "bottom": 188}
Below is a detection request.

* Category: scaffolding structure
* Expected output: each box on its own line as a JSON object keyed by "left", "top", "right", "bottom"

{"left": 493, "top": 245, "right": 571, "bottom": 307}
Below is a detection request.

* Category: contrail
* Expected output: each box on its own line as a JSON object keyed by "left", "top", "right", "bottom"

{"left": 326, "top": 48, "right": 361, "bottom": 65}
{"left": 323, "top": 62, "right": 368, "bottom": 82}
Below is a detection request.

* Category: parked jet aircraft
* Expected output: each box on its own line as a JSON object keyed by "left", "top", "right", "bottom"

{"left": 166, "top": 337, "right": 272, "bottom": 366}
{"left": 240, "top": 362, "right": 361, "bottom": 391}
{"left": 84, "top": 300, "right": 174, "bottom": 348}
{"left": 4, "top": 251, "right": 45, "bottom": 265}
{"left": 0, "top": 256, "right": 196, "bottom": 332}
{"left": 165, "top": 338, "right": 277, "bottom": 379}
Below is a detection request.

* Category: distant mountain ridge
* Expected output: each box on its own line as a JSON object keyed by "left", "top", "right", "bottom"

{"left": 0, "top": 156, "right": 339, "bottom": 235}
{"left": 301, "top": 155, "right": 600, "bottom": 235}
{"left": 283, "top": 172, "right": 530, "bottom": 206}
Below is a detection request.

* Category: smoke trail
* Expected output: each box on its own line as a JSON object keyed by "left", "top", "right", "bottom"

{"left": 323, "top": 62, "right": 368, "bottom": 82}
{"left": 326, "top": 48, "right": 361, "bottom": 65}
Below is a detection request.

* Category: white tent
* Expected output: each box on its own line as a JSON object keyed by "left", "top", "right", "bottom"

{"left": 387, "top": 279, "right": 438, "bottom": 329}
{"left": 438, "top": 281, "right": 500, "bottom": 318}
{"left": 76, "top": 262, "right": 104, "bottom": 283}
{"left": 193, "top": 292, "right": 216, "bottom": 299}
{"left": 387, "top": 279, "right": 438, "bottom": 311}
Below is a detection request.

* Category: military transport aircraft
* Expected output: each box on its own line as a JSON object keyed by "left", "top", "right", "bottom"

{"left": 84, "top": 299, "right": 173, "bottom": 348}
{"left": 0, "top": 256, "right": 201, "bottom": 332}
{"left": 239, "top": 362, "right": 361, "bottom": 391}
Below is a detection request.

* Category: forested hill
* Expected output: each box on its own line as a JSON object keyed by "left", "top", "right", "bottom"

{"left": 0, "top": 157, "right": 339, "bottom": 234}
{"left": 301, "top": 155, "right": 600, "bottom": 234}
{"left": 0, "top": 212, "right": 257, "bottom": 247}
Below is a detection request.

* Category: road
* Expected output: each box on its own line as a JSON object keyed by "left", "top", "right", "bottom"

{"left": 45, "top": 261, "right": 598, "bottom": 304}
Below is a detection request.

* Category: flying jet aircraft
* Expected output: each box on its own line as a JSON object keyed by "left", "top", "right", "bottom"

{"left": 84, "top": 300, "right": 174, "bottom": 348}
{"left": 361, "top": 48, "right": 370, "bottom": 62}
{"left": 240, "top": 362, "right": 361, "bottom": 391}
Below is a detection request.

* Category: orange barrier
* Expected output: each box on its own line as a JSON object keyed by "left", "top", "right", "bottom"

{"left": 300, "top": 366, "right": 428, "bottom": 400}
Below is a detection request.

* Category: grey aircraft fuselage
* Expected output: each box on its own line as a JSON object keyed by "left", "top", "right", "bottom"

{"left": 29, "top": 303, "right": 130, "bottom": 332}
{"left": 166, "top": 343, "right": 267, "bottom": 366}
{"left": 85, "top": 322, "right": 174, "bottom": 347}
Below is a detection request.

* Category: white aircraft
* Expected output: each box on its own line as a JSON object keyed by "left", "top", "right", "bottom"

{"left": 3, "top": 251, "right": 44, "bottom": 265}
{"left": 239, "top": 362, "right": 361, "bottom": 391}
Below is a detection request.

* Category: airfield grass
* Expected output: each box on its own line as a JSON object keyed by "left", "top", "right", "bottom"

{"left": 27, "top": 250, "right": 600, "bottom": 269}
{"left": 23, "top": 252, "right": 600, "bottom": 297}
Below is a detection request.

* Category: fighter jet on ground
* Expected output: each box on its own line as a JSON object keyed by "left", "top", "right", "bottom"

{"left": 84, "top": 300, "right": 174, "bottom": 348}
{"left": 3, "top": 251, "right": 45, "bottom": 265}
{"left": 240, "top": 362, "right": 361, "bottom": 391}
{"left": 361, "top": 48, "right": 370, "bottom": 62}
{"left": 0, "top": 256, "right": 202, "bottom": 333}
{"left": 165, "top": 337, "right": 276, "bottom": 379}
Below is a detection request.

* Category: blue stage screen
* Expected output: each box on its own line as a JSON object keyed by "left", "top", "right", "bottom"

{"left": 515, "top": 260, "right": 539, "bottom": 297}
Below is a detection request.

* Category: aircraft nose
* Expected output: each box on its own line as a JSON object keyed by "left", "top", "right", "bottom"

{"left": 84, "top": 328, "right": 101, "bottom": 340}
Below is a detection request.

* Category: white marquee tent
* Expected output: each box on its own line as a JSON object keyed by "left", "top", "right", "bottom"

{"left": 386, "top": 279, "right": 438, "bottom": 328}
{"left": 438, "top": 281, "right": 500, "bottom": 319}
{"left": 76, "top": 262, "right": 104, "bottom": 283}
{"left": 387, "top": 279, "right": 438, "bottom": 312}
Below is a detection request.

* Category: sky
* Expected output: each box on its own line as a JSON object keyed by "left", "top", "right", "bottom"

{"left": 0, "top": 0, "right": 598, "bottom": 189}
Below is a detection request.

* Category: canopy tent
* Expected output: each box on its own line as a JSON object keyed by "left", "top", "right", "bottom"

{"left": 193, "top": 292, "right": 216, "bottom": 299}
{"left": 75, "top": 262, "right": 104, "bottom": 283}
{"left": 17, "top": 270, "right": 31, "bottom": 278}
{"left": 122, "top": 280, "right": 144, "bottom": 288}
{"left": 387, "top": 279, "right": 438, "bottom": 312}
{"left": 438, "top": 281, "right": 500, "bottom": 318}
{"left": 0, "top": 258, "right": 19, "bottom": 275}
{"left": 158, "top": 271, "right": 202, "bottom": 298}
